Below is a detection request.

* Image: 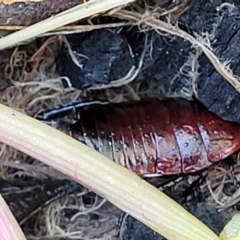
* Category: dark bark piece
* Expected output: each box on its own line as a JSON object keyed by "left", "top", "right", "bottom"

{"left": 56, "top": 25, "right": 195, "bottom": 98}
{"left": 56, "top": 29, "right": 135, "bottom": 89}
{"left": 117, "top": 25, "right": 196, "bottom": 99}
{"left": 140, "top": 0, "right": 239, "bottom": 85}
{"left": 140, "top": 1, "right": 240, "bottom": 122}
{"left": 0, "top": 0, "right": 82, "bottom": 26}
{"left": 180, "top": 0, "right": 225, "bottom": 35}
{"left": 195, "top": 9, "right": 240, "bottom": 123}
{"left": 139, "top": 31, "right": 194, "bottom": 99}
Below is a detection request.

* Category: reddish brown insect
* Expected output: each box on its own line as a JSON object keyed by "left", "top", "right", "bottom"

{"left": 65, "top": 98, "right": 240, "bottom": 177}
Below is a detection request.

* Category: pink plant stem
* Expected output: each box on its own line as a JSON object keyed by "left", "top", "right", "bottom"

{"left": 0, "top": 194, "right": 26, "bottom": 240}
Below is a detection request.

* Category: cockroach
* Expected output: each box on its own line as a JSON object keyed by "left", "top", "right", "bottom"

{"left": 37, "top": 98, "right": 240, "bottom": 177}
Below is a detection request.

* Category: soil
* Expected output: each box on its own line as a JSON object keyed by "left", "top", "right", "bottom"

{"left": 1, "top": 0, "right": 240, "bottom": 239}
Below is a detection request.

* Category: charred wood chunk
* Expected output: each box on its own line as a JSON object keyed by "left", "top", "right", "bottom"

{"left": 112, "top": 25, "right": 196, "bottom": 99}
{"left": 56, "top": 29, "right": 135, "bottom": 89}
{"left": 120, "top": 202, "right": 225, "bottom": 240}
{"left": 139, "top": 31, "right": 194, "bottom": 99}
{"left": 0, "top": 0, "right": 82, "bottom": 26}
{"left": 195, "top": 9, "right": 240, "bottom": 123}
{"left": 137, "top": 0, "right": 240, "bottom": 104}
{"left": 180, "top": 0, "right": 227, "bottom": 35}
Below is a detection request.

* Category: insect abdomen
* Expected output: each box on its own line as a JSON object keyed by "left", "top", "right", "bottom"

{"left": 70, "top": 98, "right": 240, "bottom": 177}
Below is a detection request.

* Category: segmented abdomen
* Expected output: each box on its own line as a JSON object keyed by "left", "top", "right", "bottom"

{"left": 70, "top": 98, "right": 240, "bottom": 177}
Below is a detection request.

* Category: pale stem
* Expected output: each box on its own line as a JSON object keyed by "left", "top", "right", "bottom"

{"left": 0, "top": 194, "right": 26, "bottom": 240}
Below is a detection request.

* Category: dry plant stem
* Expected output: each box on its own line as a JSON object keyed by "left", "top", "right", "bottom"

{"left": 0, "top": 194, "right": 26, "bottom": 240}
{"left": 112, "top": 10, "right": 240, "bottom": 94}
{"left": 0, "top": 22, "right": 136, "bottom": 36}
{"left": 0, "top": 108, "right": 220, "bottom": 240}
{"left": 0, "top": 0, "right": 135, "bottom": 50}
